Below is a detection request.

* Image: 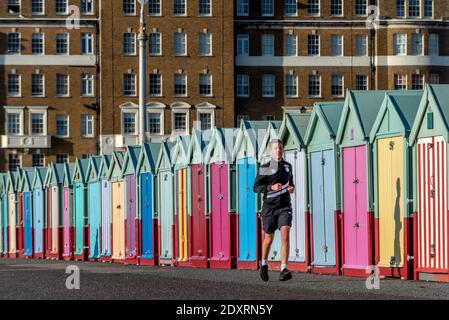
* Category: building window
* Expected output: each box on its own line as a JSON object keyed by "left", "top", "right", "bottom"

{"left": 237, "top": 75, "right": 249, "bottom": 97}
{"left": 411, "top": 33, "right": 423, "bottom": 55}
{"left": 429, "top": 73, "right": 439, "bottom": 84}
{"left": 8, "top": 0, "right": 21, "bottom": 14}
{"left": 331, "top": 75, "right": 344, "bottom": 97}
{"left": 81, "top": 0, "right": 94, "bottom": 14}
{"left": 393, "top": 34, "right": 407, "bottom": 55}
{"left": 412, "top": 74, "right": 424, "bottom": 90}
{"left": 262, "top": 74, "right": 275, "bottom": 98}
{"left": 199, "top": 74, "right": 212, "bottom": 96}
{"left": 149, "top": 32, "right": 161, "bottom": 55}
{"left": 56, "top": 74, "right": 69, "bottom": 96}
{"left": 356, "top": 75, "right": 368, "bottom": 90}
{"left": 396, "top": 0, "right": 405, "bottom": 17}
{"left": 32, "top": 154, "right": 45, "bottom": 167}
{"left": 8, "top": 154, "right": 20, "bottom": 172}
{"left": 123, "top": 33, "right": 136, "bottom": 55}
{"left": 123, "top": 0, "right": 136, "bottom": 15}
{"left": 285, "top": 0, "right": 297, "bottom": 16}
{"left": 173, "top": 112, "right": 187, "bottom": 132}
{"left": 56, "top": 33, "right": 69, "bottom": 54}
{"left": 394, "top": 74, "right": 407, "bottom": 90}
{"left": 237, "top": 0, "right": 249, "bottom": 16}
{"left": 32, "top": 0, "right": 44, "bottom": 14}
{"left": 56, "top": 154, "right": 69, "bottom": 164}
{"left": 81, "top": 115, "right": 94, "bottom": 137}
{"left": 409, "top": 0, "right": 420, "bottom": 17}
{"left": 56, "top": 115, "right": 69, "bottom": 137}
{"left": 81, "top": 33, "right": 93, "bottom": 54}
{"left": 261, "top": 0, "right": 274, "bottom": 16}
{"left": 123, "top": 74, "right": 136, "bottom": 96}
{"left": 261, "top": 34, "right": 274, "bottom": 56}
{"left": 198, "top": 112, "right": 212, "bottom": 130}
{"left": 308, "top": 34, "right": 320, "bottom": 56}
{"left": 7, "top": 113, "right": 21, "bottom": 135}
{"left": 285, "top": 34, "right": 297, "bottom": 56}
{"left": 30, "top": 113, "right": 45, "bottom": 135}
{"left": 424, "top": 0, "right": 433, "bottom": 17}
{"left": 81, "top": 74, "right": 94, "bottom": 96}
{"left": 8, "top": 74, "right": 21, "bottom": 97}
{"left": 147, "top": 113, "right": 161, "bottom": 134}
{"left": 308, "top": 0, "right": 320, "bottom": 16}
{"left": 199, "top": 32, "right": 212, "bottom": 56}
{"left": 355, "top": 35, "right": 367, "bottom": 56}
{"left": 123, "top": 112, "right": 136, "bottom": 134}
{"left": 174, "top": 74, "right": 187, "bottom": 96}
{"left": 55, "top": 0, "right": 68, "bottom": 14}
{"left": 149, "top": 0, "right": 161, "bottom": 15}
{"left": 237, "top": 34, "right": 249, "bottom": 56}
{"left": 32, "top": 33, "right": 44, "bottom": 55}
{"left": 31, "top": 74, "right": 45, "bottom": 97}
{"left": 308, "top": 74, "right": 321, "bottom": 97}
{"left": 199, "top": 0, "right": 211, "bottom": 15}
{"left": 355, "top": 0, "right": 367, "bottom": 15}
{"left": 149, "top": 74, "right": 162, "bottom": 96}
{"left": 174, "top": 32, "right": 187, "bottom": 55}
{"left": 331, "top": 0, "right": 342, "bottom": 16}
{"left": 174, "top": 0, "right": 186, "bottom": 15}
{"left": 7, "top": 33, "right": 20, "bottom": 54}
{"left": 285, "top": 74, "right": 298, "bottom": 97}
{"left": 331, "top": 35, "right": 343, "bottom": 56}
{"left": 429, "top": 34, "right": 439, "bottom": 55}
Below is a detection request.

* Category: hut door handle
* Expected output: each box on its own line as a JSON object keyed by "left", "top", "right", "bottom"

{"left": 245, "top": 187, "right": 250, "bottom": 191}
{"left": 353, "top": 178, "right": 359, "bottom": 184}
{"left": 353, "top": 222, "right": 360, "bottom": 228}
{"left": 218, "top": 194, "right": 223, "bottom": 200}
{"left": 117, "top": 205, "right": 121, "bottom": 210}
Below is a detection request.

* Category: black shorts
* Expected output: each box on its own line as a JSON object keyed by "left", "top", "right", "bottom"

{"left": 260, "top": 206, "right": 292, "bottom": 235}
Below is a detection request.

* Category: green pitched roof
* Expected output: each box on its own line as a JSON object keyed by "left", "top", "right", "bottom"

{"left": 137, "top": 142, "right": 162, "bottom": 174}
{"left": 20, "top": 168, "right": 35, "bottom": 192}
{"left": 204, "top": 127, "right": 238, "bottom": 164}
{"left": 304, "top": 102, "right": 343, "bottom": 145}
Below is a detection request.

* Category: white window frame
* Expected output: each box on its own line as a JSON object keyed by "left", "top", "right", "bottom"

{"left": 32, "top": 153, "right": 45, "bottom": 167}
{"left": 424, "top": 0, "right": 433, "bottom": 18}
{"left": 8, "top": 154, "right": 21, "bottom": 172}
{"left": 4, "top": 106, "right": 25, "bottom": 136}
{"left": 261, "top": 0, "right": 274, "bottom": 17}
{"left": 171, "top": 102, "right": 191, "bottom": 135}
{"left": 199, "top": 0, "right": 212, "bottom": 16}
{"left": 285, "top": 34, "right": 297, "bottom": 56}
{"left": 81, "top": 114, "right": 95, "bottom": 138}
{"left": 394, "top": 74, "right": 408, "bottom": 90}
{"left": 355, "top": 35, "right": 367, "bottom": 56}
{"left": 261, "top": 34, "right": 274, "bottom": 56}
{"left": 56, "top": 114, "right": 70, "bottom": 138}
{"left": 7, "top": 74, "right": 21, "bottom": 97}
{"left": 237, "top": 34, "right": 249, "bottom": 57}
{"left": 31, "top": 73, "right": 45, "bottom": 97}
{"left": 122, "top": 110, "right": 138, "bottom": 135}
{"left": 411, "top": 73, "right": 424, "bottom": 90}
{"left": 330, "top": 0, "right": 343, "bottom": 16}
{"left": 28, "top": 107, "right": 48, "bottom": 136}
{"left": 123, "top": 73, "right": 137, "bottom": 96}
{"left": 8, "top": 0, "right": 21, "bottom": 15}
{"left": 285, "top": 0, "right": 298, "bottom": 16}
{"left": 331, "top": 74, "right": 344, "bottom": 97}
{"left": 81, "top": 0, "right": 95, "bottom": 15}
{"left": 308, "top": 34, "right": 320, "bottom": 56}
{"left": 123, "top": 32, "right": 137, "bottom": 56}
{"left": 56, "top": 74, "right": 70, "bottom": 97}
{"left": 81, "top": 74, "right": 95, "bottom": 97}
{"left": 237, "top": 74, "right": 249, "bottom": 98}
{"left": 174, "top": 0, "right": 187, "bottom": 16}
{"left": 285, "top": 74, "right": 298, "bottom": 98}
{"left": 55, "top": 0, "right": 68, "bottom": 15}
{"left": 237, "top": 0, "right": 249, "bottom": 16}
{"left": 148, "top": 0, "right": 162, "bottom": 16}
{"left": 396, "top": 0, "right": 405, "bottom": 17}
{"left": 356, "top": 74, "right": 369, "bottom": 90}
{"left": 308, "top": 0, "right": 320, "bottom": 16}
{"left": 31, "top": 0, "right": 45, "bottom": 15}
{"left": 174, "top": 73, "right": 187, "bottom": 97}
{"left": 195, "top": 103, "right": 216, "bottom": 131}
{"left": 408, "top": 0, "right": 421, "bottom": 18}
{"left": 262, "top": 74, "right": 275, "bottom": 98}
{"left": 81, "top": 33, "right": 94, "bottom": 55}
{"left": 56, "top": 32, "right": 69, "bottom": 55}
{"left": 7, "top": 32, "right": 21, "bottom": 55}
{"left": 308, "top": 74, "right": 321, "bottom": 98}
{"left": 331, "top": 34, "right": 344, "bottom": 56}
{"left": 394, "top": 33, "right": 407, "bottom": 56}
{"left": 149, "top": 32, "right": 162, "bottom": 56}
{"left": 411, "top": 33, "right": 423, "bottom": 56}
{"left": 199, "top": 32, "right": 212, "bottom": 56}
{"left": 56, "top": 154, "right": 69, "bottom": 164}
{"left": 174, "top": 32, "right": 187, "bottom": 56}
{"left": 199, "top": 74, "right": 213, "bottom": 97}
{"left": 149, "top": 73, "right": 163, "bottom": 97}
{"left": 123, "top": 0, "right": 136, "bottom": 15}
{"left": 355, "top": 0, "right": 367, "bottom": 16}
{"left": 146, "top": 102, "right": 165, "bottom": 136}
{"left": 428, "top": 33, "right": 439, "bottom": 56}
{"left": 31, "top": 32, "right": 45, "bottom": 55}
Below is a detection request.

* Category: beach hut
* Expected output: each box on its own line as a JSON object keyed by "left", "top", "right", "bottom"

{"left": 44, "top": 163, "right": 65, "bottom": 260}
{"left": 409, "top": 84, "right": 449, "bottom": 282}
{"left": 232, "top": 120, "right": 272, "bottom": 270}
{"left": 304, "top": 102, "right": 344, "bottom": 275}
{"left": 5, "top": 171, "right": 20, "bottom": 258}
{"left": 73, "top": 158, "right": 90, "bottom": 261}
{"left": 98, "top": 155, "right": 113, "bottom": 262}
{"left": 121, "top": 146, "right": 142, "bottom": 265}
{"left": 370, "top": 91, "right": 422, "bottom": 280}
{"left": 32, "top": 167, "right": 48, "bottom": 259}
{"left": 277, "top": 114, "right": 312, "bottom": 272}
{"left": 16, "top": 170, "right": 25, "bottom": 258}
{"left": 336, "top": 90, "right": 388, "bottom": 276}
{"left": 108, "top": 151, "right": 126, "bottom": 263}
{"left": 86, "top": 156, "right": 103, "bottom": 261}
{"left": 19, "top": 169, "right": 36, "bottom": 258}
{"left": 62, "top": 163, "right": 75, "bottom": 260}
{"left": 172, "top": 135, "right": 192, "bottom": 267}
{"left": 155, "top": 141, "right": 176, "bottom": 266}
{"left": 204, "top": 128, "right": 238, "bottom": 269}
{"left": 136, "top": 142, "right": 162, "bottom": 266}
{"left": 185, "top": 129, "right": 212, "bottom": 268}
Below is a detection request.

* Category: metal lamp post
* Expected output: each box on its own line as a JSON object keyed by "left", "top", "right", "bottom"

{"left": 138, "top": 0, "right": 148, "bottom": 145}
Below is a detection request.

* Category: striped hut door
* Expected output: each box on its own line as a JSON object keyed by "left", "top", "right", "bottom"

{"left": 417, "top": 136, "right": 448, "bottom": 272}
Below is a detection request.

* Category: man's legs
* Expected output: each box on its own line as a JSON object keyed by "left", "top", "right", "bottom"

{"left": 280, "top": 226, "right": 290, "bottom": 267}
{"left": 262, "top": 233, "right": 274, "bottom": 263}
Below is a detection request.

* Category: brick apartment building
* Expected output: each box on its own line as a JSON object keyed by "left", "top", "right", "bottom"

{"left": 1, "top": 0, "right": 449, "bottom": 171}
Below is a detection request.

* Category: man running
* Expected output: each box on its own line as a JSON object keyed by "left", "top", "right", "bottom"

{"left": 253, "top": 139, "right": 295, "bottom": 282}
